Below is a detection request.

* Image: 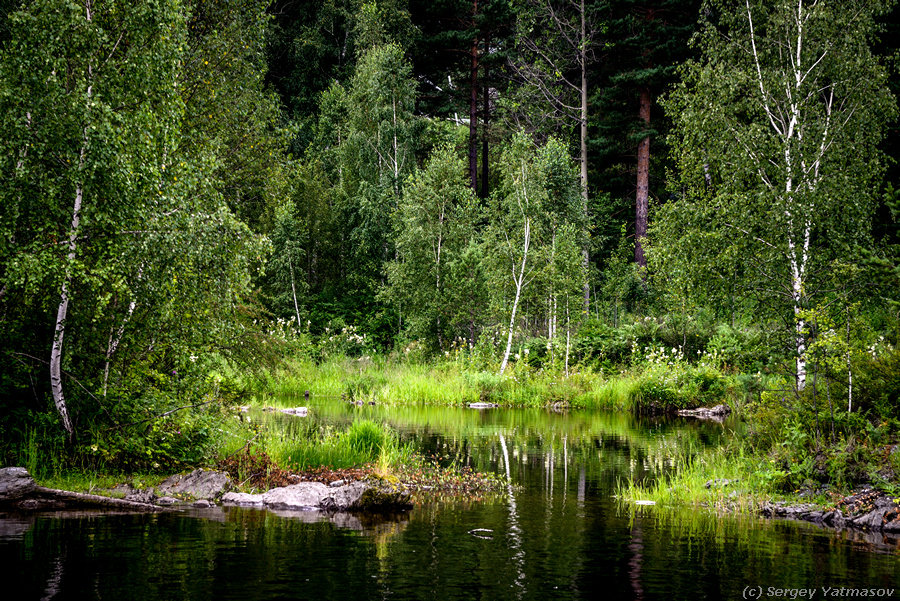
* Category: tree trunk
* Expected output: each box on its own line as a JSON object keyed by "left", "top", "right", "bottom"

{"left": 846, "top": 305, "right": 853, "bottom": 412}
{"left": 580, "top": 0, "right": 590, "bottom": 312}
{"left": 289, "top": 256, "right": 302, "bottom": 327}
{"left": 565, "top": 299, "right": 571, "bottom": 377}
{"left": 635, "top": 87, "right": 651, "bottom": 269}
{"left": 50, "top": 158, "right": 86, "bottom": 439}
{"left": 500, "top": 218, "right": 531, "bottom": 375}
{"left": 481, "top": 38, "right": 490, "bottom": 199}
{"left": 469, "top": 1, "right": 479, "bottom": 192}
{"left": 49, "top": 194, "right": 79, "bottom": 439}
{"left": 103, "top": 295, "right": 137, "bottom": 399}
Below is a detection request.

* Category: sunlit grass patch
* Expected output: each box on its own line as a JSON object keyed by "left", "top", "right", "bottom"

{"left": 616, "top": 443, "right": 778, "bottom": 513}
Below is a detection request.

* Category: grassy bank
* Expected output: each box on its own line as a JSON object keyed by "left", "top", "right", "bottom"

{"left": 617, "top": 444, "right": 782, "bottom": 513}
{"left": 617, "top": 416, "right": 900, "bottom": 515}
{"left": 252, "top": 354, "right": 749, "bottom": 413}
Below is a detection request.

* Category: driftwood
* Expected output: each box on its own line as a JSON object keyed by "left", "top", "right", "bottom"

{"left": 677, "top": 404, "right": 731, "bottom": 421}
{"left": 17, "top": 487, "right": 165, "bottom": 512}
{"left": 0, "top": 467, "right": 164, "bottom": 512}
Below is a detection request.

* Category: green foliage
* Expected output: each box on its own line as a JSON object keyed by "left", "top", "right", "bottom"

{"left": 0, "top": 0, "right": 276, "bottom": 447}
{"left": 384, "top": 144, "right": 481, "bottom": 351}
{"left": 854, "top": 346, "right": 900, "bottom": 420}
{"left": 659, "top": 0, "right": 897, "bottom": 388}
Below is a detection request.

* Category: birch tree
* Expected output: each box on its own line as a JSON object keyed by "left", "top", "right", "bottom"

{"left": 341, "top": 42, "right": 419, "bottom": 288}
{"left": 385, "top": 145, "right": 480, "bottom": 350}
{"left": 663, "top": 0, "right": 895, "bottom": 391}
{"left": 0, "top": 0, "right": 188, "bottom": 436}
{"left": 0, "top": 0, "right": 270, "bottom": 441}
{"left": 485, "top": 132, "right": 584, "bottom": 373}
{"left": 486, "top": 133, "right": 546, "bottom": 373}
{"left": 510, "top": 0, "right": 599, "bottom": 309}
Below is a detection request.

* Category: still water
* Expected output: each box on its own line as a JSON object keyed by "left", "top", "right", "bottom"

{"left": 2, "top": 400, "right": 898, "bottom": 600}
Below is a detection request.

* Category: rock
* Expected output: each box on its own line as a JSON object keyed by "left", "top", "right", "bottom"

{"left": 0, "top": 467, "right": 37, "bottom": 501}
{"left": 329, "top": 480, "right": 346, "bottom": 488}
{"left": 125, "top": 489, "right": 157, "bottom": 504}
{"left": 280, "top": 407, "right": 308, "bottom": 417}
{"left": 852, "top": 505, "right": 894, "bottom": 530}
{"left": 261, "top": 480, "right": 411, "bottom": 512}
{"left": 156, "top": 496, "right": 178, "bottom": 506}
{"left": 264, "top": 482, "right": 331, "bottom": 510}
{"left": 221, "top": 492, "right": 265, "bottom": 506}
{"left": 634, "top": 500, "right": 656, "bottom": 506}
{"left": 468, "top": 402, "right": 498, "bottom": 409}
{"left": 192, "top": 499, "right": 212, "bottom": 508}
{"left": 801, "top": 511, "right": 825, "bottom": 524}
{"left": 156, "top": 469, "right": 232, "bottom": 500}
{"left": 326, "top": 480, "right": 412, "bottom": 511}
{"left": 678, "top": 405, "right": 731, "bottom": 420}
{"left": 704, "top": 478, "right": 738, "bottom": 489}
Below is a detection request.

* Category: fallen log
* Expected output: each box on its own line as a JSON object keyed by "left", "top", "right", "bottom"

{"left": 0, "top": 467, "right": 164, "bottom": 512}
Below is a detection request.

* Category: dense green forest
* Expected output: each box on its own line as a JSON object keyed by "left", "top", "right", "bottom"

{"left": 1, "top": 0, "right": 898, "bottom": 493}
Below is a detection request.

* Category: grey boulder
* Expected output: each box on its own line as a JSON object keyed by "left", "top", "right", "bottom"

{"left": 156, "top": 469, "right": 232, "bottom": 500}
{"left": 221, "top": 492, "right": 265, "bottom": 506}
{"left": 223, "top": 480, "right": 412, "bottom": 512}
{"left": 0, "top": 467, "right": 37, "bottom": 501}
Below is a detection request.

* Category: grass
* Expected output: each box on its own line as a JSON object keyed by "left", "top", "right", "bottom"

{"left": 36, "top": 472, "right": 169, "bottom": 495}
{"left": 615, "top": 441, "right": 847, "bottom": 514}
{"left": 214, "top": 413, "right": 506, "bottom": 497}
{"left": 264, "top": 419, "right": 413, "bottom": 472}
{"left": 253, "top": 355, "right": 740, "bottom": 412}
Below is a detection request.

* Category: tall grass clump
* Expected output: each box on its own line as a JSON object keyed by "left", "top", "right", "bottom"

{"left": 261, "top": 418, "right": 407, "bottom": 472}
{"left": 617, "top": 443, "right": 778, "bottom": 512}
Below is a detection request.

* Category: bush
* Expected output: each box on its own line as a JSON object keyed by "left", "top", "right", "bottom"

{"left": 463, "top": 371, "right": 504, "bottom": 401}
{"left": 574, "top": 319, "right": 632, "bottom": 366}
{"left": 632, "top": 362, "right": 732, "bottom": 413}
{"left": 705, "top": 324, "right": 773, "bottom": 372}
{"left": 854, "top": 345, "right": 900, "bottom": 420}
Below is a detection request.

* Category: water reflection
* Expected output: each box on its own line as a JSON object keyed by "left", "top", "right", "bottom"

{"left": 2, "top": 400, "right": 898, "bottom": 600}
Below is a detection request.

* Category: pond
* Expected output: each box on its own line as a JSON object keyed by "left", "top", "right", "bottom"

{"left": 2, "top": 398, "right": 898, "bottom": 600}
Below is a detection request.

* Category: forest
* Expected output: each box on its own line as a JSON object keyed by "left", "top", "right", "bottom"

{"left": 1, "top": 0, "right": 899, "bottom": 500}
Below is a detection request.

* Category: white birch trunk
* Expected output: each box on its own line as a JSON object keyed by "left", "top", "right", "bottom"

{"left": 50, "top": 179, "right": 80, "bottom": 436}
{"left": 846, "top": 309, "right": 853, "bottom": 412}
{"left": 500, "top": 217, "right": 531, "bottom": 375}
{"left": 564, "top": 298, "right": 571, "bottom": 377}
{"left": 103, "top": 297, "right": 137, "bottom": 398}
{"left": 50, "top": 0, "right": 93, "bottom": 437}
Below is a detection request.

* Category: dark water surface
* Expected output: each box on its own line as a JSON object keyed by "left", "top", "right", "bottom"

{"left": 2, "top": 400, "right": 898, "bottom": 600}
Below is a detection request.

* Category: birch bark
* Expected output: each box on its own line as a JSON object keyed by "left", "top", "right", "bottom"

{"left": 50, "top": 1, "right": 95, "bottom": 437}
